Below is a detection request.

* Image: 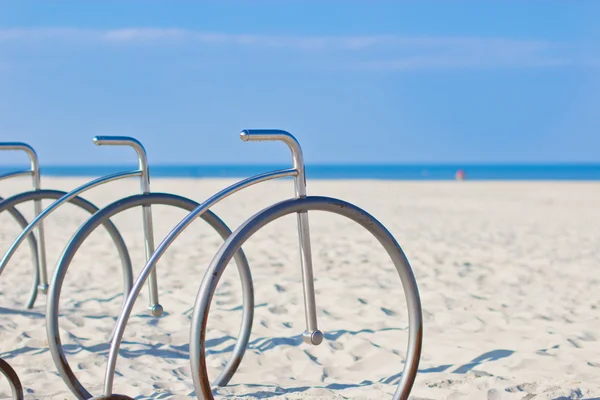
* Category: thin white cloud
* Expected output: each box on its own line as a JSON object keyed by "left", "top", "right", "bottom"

{"left": 0, "top": 27, "right": 594, "bottom": 69}
{"left": 0, "top": 27, "right": 555, "bottom": 49}
{"left": 352, "top": 56, "right": 574, "bottom": 70}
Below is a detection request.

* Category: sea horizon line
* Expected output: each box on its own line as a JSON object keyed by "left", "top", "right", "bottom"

{"left": 1, "top": 163, "right": 599, "bottom": 181}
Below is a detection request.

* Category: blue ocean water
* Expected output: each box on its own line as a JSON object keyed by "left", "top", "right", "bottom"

{"left": 1, "top": 164, "right": 599, "bottom": 180}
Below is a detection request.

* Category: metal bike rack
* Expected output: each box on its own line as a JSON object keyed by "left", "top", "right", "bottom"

{"left": 0, "top": 143, "right": 47, "bottom": 301}
{"left": 190, "top": 196, "right": 423, "bottom": 400}
{"left": 88, "top": 130, "right": 423, "bottom": 400}
{"left": 0, "top": 136, "right": 255, "bottom": 400}
{"left": 0, "top": 143, "right": 135, "bottom": 399}
{"left": 0, "top": 137, "right": 164, "bottom": 313}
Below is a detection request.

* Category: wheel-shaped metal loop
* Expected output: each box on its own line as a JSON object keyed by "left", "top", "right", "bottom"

{"left": 47, "top": 192, "right": 254, "bottom": 400}
{"left": 190, "top": 196, "right": 423, "bottom": 400}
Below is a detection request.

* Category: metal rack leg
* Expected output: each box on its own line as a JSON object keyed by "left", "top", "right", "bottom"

{"left": 0, "top": 195, "right": 41, "bottom": 309}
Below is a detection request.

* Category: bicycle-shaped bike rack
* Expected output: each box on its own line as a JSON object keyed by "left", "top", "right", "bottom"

{"left": 0, "top": 140, "right": 134, "bottom": 400}
{"left": 0, "top": 142, "right": 45, "bottom": 309}
{"left": 0, "top": 137, "right": 253, "bottom": 399}
{"left": 44, "top": 130, "right": 422, "bottom": 400}
{"left": 0, "top": 139, "right": 136, "bottom": 310}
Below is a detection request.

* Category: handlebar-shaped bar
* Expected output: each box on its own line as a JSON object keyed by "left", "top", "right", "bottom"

{"left": 93, "top": 135, "right": 160, "bottom": 315}
{"left": 0, "top": 142, "right": 40, "bottom": 182}
{"left": 93, "top": 136, "right": 149, "bottom": 193}
{"left": 239, "top": 129, "right": 320, "bottom": 344}
{"left": 239, "top": 130, "right": 306, "bottom": 196}
{"left": 240, "top": 129, "right": 297, "bottom": 143}
{"left": 93, "top": 136, "right": 144, "bottom": 149}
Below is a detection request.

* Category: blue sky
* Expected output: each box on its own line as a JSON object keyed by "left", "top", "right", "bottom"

{"left": 0, "top": 1, "right": 599, "bottom": 166}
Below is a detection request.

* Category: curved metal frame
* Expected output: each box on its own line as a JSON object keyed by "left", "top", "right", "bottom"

{"left": 34, "top": 129, "right": 423, "bottom": 400}
{"left": 0, "top": 357, "right": 24, "bottom": 400}
{"left": 0, "top": 170, "right": 34, "bottom": 182}
{"left": 0, "top": 136, "right": 164, "bottom": 312}
{"left": 98, "top": 167, "right": 297, "bottom": 395}
{"left": 92, "top": 129, "right": 419, "bottom": 398}
{"left": 0, "top": 170, "right": 139, "bottom": 273}
{"left": 46, "top": 193, "right": 254, "bottom": 400}
{"left": 93, "top": 137, "right": 163, "bottom": 316}
{"left": 0, "top": 196, "right": 41, "bottom": 309}
{"left": 0, "top": 190, "right": 133, "bottom": 309}
{"left": 0, "top": 143, "right": 48, "bottom": 294}
{"left": 241, "top": 131, "right": 322, "bottom": 345}
{"left": 189, "top": 196, "right": 423, "bottom": 400}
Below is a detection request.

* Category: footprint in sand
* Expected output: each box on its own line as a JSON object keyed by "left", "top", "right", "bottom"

{"left": 329, "top": 341, "right": 344, "bottom": 351}
{"left": 267, "top": 305, "right": 288, "bottom": 315}
{"left": 274, "top": 284, "right": 285, "bottom": 293}
{"left": 381, "top": 307, "right": 397, "bottom": 316}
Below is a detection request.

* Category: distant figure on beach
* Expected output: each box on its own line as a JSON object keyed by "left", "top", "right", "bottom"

{"left": 455, "top": 169, "right": 466, "bottom": 181}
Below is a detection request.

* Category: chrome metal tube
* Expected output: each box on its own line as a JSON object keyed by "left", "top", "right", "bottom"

{"left": 0, "top": 170, "right": 141, "bottom": 276}
{"left": 101, "top": 168, "right": 297, "bottom": 395}
{"left": 140, "top": 202, "right": 160, "bottom": 316}
{"left": 0, "top": 143, "right": 48, "bottom": 294}
{"left": 296, "top": 211, "right": 321, "bottom": 345}
{"left": 0, "top": 170, "right": 33, "bottom": 182}
{"left": 0, "top": 357, "right": 24, "bottom": 400}
{"left": 240, "top": 130, "right": 321, "bottom": 345}
{"left": 0, "top": 196, "right": 41, "bottom": 309}
{"left": 0, "top": 142, "right": 40, "bottom": 188}
{"left": 93, "top": 136, "right": 161, "bottom": 316}
{"left": 239, "top": 130, "right": 306, "bottom": 192}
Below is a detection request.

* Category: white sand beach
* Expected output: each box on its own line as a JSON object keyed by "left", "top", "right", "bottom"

{"left": 0, "top": 177, "right": 599, "bottom": 399}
